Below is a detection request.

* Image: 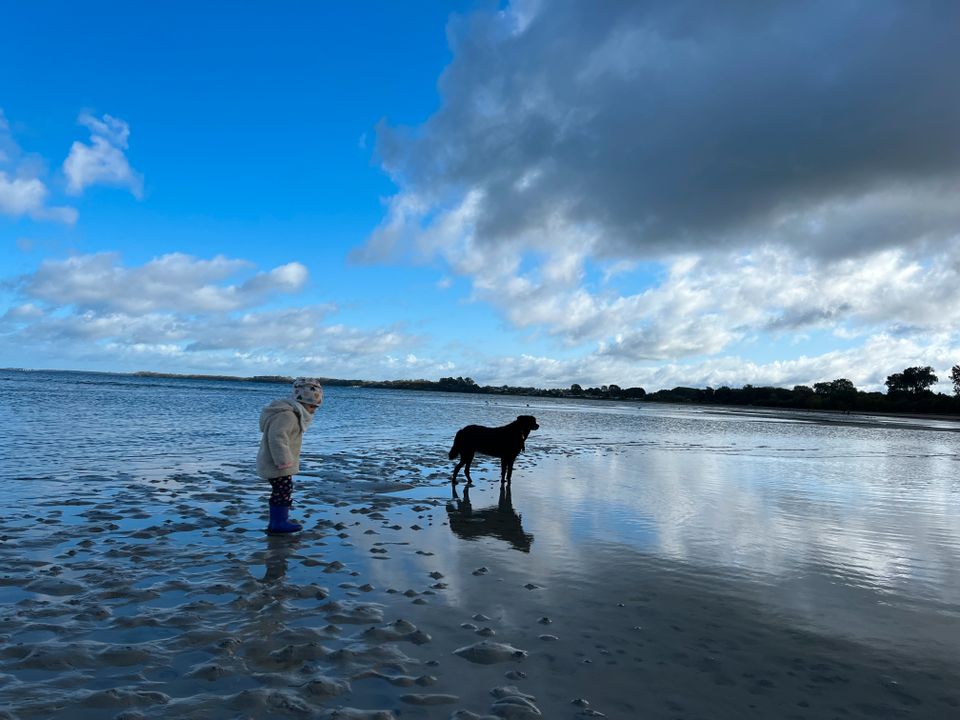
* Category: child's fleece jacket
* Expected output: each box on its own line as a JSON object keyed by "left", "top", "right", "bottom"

{"left": 257, "top": 399, "right": 311, "bottom": 479}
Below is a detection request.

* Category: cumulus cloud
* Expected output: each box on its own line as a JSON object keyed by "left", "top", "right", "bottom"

{"left": 0, "top": 109, "right": 78, "bottom": 223}
{"left": 469, "top": 332, "right": 960, "bottom": 395}
{"left": 22, "top": 253, "right": 307, "bottom": 313}
{"left": 367, "top": 0, "right": 960, "bottom": 261}
{"left": 63, "top": 113, "right": 143, "bottom": 198}
{"left": 1, "top": 303, "right": 44, "bottom": 321}
{"left": 365, "top": 192, "right": 960, "bottom": 362}
{"left": 11, "top": 310, "right": 189, "bottom": 346}
{"left": 0, "top": 173, "right": 46, "bottom": 216}
{"left": 356, "top": 0, "right": 960, "bottom": 389}
{"left": 184, "top": 307, "right": 337, "bottom": 352}
{"left": 2, "top": 252, "right": 423, "bottom": 377}
{"left": 590, "top": 246, "right": 960, "bottom": 361}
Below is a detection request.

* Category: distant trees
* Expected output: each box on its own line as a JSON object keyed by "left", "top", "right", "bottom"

{"left": 885, "top": 366, "right": 938, "bottom": 395}
{"left": 811, "top": 378, "right": 857, "bottom": 408}
{"left": 641, "top": 368, "right": 960, "bottom": 416}
{"left": 139, "top": 366, "right": 959, "bottom": 411}
{"left": 814, "top": 378, "right": 855, "bottom": 396}
{"left": 437, "top": 376, "right": 480, "bottom": 393}
{"left": 560, "top": 383, "right": 646, "bottom": 399}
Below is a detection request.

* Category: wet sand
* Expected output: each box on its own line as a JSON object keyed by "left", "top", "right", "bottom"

{"left": 1, "top": 452, "right": 958, "bottom": 720}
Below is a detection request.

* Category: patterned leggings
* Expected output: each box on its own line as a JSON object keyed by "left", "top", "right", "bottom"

{"left": 269, "top": 476, "right": 294, "bottom": 507}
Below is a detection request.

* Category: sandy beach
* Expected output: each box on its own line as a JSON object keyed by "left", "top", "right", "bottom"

{"left": 2, "top": 371, "right": 959, "bottom": 719}
{"left": 2, "top": 443, "right": 959, "bottom": 720}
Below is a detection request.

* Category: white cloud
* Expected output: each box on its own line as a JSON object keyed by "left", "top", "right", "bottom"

{"left": 466, "top": 333, "right": 960, "bottom": 395}
{"left": 13, "top": 310, "right": 189, "bottom": 345}
{"left": 62, "top": 113, "right": 143, "bottom": 198}
{"left": 77, "top": 113, "right": 130, "bottom": 148}
{"left": 0, "top": 172, "right": 47, "bottom": 217}
{"left": 0, "top": 173, "right": 47, "bottom": 216}
{"left": 22, "top": 253, "right": 308, "bottom": 313}
{"left": 2, "top": 252, "right": 424, "bottom": 378}
{"left": 1, "top": 303, "right": 44, "bottom": 321}
{"left": 320, "top": 324, "right": 411, "bottom": 356}
{"left": 185, "top": 307, "right": 336, "bottom": 351}
{"left": 5, "top": 249, "right": 958, "bottom": 390}
{"left": 586, "top": 246, "right": 960, "bottom": 362}
{"left": 364, "top": 176, "right": 960, "bottom": 363}
{"left": 357, "top": 173, "right": 960, "bottom": 390}
{"left": 0, "top": 109, "right": 78, "bottom": 224}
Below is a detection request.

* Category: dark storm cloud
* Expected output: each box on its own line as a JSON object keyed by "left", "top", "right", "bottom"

{"left": 375, "top": 0, "right": 960, "bottom": 258}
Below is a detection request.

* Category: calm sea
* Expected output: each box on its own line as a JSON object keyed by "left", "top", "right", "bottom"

{"left": 2, "top": 367, "right": 959, "bottom": 667}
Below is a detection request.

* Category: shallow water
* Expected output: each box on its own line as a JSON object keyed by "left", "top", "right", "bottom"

{"left": 1, "top": 369, "right": 959, "bottom": 718}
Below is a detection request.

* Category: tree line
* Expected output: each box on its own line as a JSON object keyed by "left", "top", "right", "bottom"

{"left": 305, "top": 365, "right": 960, "bottom": 415}
{"left": 135, "top": 365, "right": 960, "bottom": 415}
{"left": 641, "top": 365, "right": 960, "bottom": 415}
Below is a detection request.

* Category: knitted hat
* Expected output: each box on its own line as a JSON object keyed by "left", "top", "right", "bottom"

{"left": 292, "top": 377, "right": 324, "bottom": 407}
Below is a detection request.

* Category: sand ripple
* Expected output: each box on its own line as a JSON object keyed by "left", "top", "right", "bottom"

{"left": 3, "top": 456, "right": 952, "bottom": 720}
{"left": 322, "top": 600, "right": 385, "bottom": 624}
{"left": 302, "top": 676, "right": 352, "bottom": 698}
{"left": 77, "top": 688, "right": 171, "bottom": 709}
{"left": 315, "top": 708, "right": 396, "bottom": 720}
{"left": 399, "top": 692, "right": 459, "bottom": 705}
{"left": 453, "top": 641, "right": 528, "bottom": 664}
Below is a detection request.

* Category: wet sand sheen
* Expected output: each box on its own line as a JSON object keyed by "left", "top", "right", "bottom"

{"left": 1, "top": 449, "right": 958, "bottom": 720}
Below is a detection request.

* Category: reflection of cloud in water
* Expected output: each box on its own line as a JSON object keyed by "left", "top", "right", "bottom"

{"left": 508, "top": 444, "right": 960, "bottom": 660}
{"left": 521, "top": 440, "right": 959, "bottom": 596}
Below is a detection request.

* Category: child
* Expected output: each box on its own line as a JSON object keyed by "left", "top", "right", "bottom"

{"left": 257, "top": 377, "right": 323, "bottom": 534}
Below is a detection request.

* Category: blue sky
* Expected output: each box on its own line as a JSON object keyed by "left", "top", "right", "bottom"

{"left": 3, "top": 1, "right": 960, "bottom": 392}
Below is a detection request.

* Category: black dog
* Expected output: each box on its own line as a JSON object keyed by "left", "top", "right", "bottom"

{"left": 448, "top": 415, "right": 539, "bottom": 485}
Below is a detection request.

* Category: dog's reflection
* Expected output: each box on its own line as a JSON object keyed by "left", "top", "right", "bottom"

{"left": 446, "top": 483, "right": 534, "bottom": 552}
{"left": 261, "top": 534, "right": 299, "bottom": 584}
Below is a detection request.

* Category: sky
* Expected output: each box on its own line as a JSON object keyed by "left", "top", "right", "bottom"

{"left": 2, "top": 0, "right": 960, "bottom": 393}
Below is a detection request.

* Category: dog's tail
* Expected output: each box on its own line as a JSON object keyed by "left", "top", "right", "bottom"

{"left": 448, "top": 431, "right": 461, "bottom": 460}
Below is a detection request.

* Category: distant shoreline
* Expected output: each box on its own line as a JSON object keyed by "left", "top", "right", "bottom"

{"left": 5, "top": 367, "right": 960, "bottom": 420}
{"left": 129, "top": 370, "right": 624, "bottom": 399}
{"left": 132, "top": 370, "right": 295, "bottom": 385}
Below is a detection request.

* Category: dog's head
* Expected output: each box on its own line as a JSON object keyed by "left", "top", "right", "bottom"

{"left": 516, "top": 415, "right": 539, "bottom": 434}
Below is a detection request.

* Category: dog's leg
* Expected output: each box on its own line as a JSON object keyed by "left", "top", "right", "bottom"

{"left": 464, "top": 452, "right": 474, "bottom": 484}
{"left": 452, "top": 459, "right": 464, "bottom": 485}
{"left": 500, "top": 458, "right": 508, "bottom": 484}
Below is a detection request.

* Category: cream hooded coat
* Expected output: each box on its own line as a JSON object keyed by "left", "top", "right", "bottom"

{"left": 257, "top": 399, "right": 312, "bottom": 479}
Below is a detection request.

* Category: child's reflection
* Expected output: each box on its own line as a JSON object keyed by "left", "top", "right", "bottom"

{"left": 261, "top": 534, "right": 300, "bottom": 584}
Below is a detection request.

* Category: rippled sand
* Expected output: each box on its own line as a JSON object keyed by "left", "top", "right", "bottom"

{"left": 1, "top": 448, "right": 958, "bottom": 719}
